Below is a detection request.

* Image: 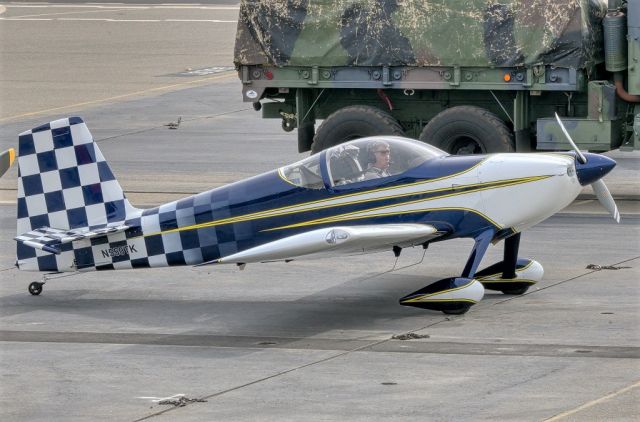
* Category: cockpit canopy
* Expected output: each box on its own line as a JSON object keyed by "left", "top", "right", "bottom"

{"left": 280, "top": 136, "right": 448, "bottom": 189}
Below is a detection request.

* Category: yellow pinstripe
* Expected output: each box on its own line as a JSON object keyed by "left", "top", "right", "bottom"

{"left": 142, "top": 174, "right": 552, "bottom": 238}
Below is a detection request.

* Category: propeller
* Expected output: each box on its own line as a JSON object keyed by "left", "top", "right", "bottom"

{"left": 591, "top": 179, "right": 621, "bottom": 223}
{"left": 554, "top": 113, "right": 587, "bottom": 164}
{"left": 554, "top": 113, "right": 620, "bottom": 223}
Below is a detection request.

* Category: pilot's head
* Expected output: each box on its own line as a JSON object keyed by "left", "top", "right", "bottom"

{"left": 368, "top": 140, "right": 391, "bottom": 169}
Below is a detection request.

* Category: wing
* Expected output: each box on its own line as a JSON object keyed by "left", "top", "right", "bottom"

{"left": 201, "top": 224, "right": 445, "bottom": 266}
{"left": 0, "top": 148, "right": 16, "bottom": 178}
{"left": 15, "top": 224, "right": 128, "bottom": 254}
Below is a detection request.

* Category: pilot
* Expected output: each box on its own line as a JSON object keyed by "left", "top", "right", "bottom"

{"left": 363, "top": 140, "right": 391, "bottom": 180}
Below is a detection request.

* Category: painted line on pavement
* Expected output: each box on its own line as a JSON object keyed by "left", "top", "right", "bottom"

{"left": 5, "top": 6, "right": 131, "bottom": 19}
{"left": 544, "top": 379, "right": 640, "bottom": 421}
{"left": 0, "top": 17, "right": 237, "bottom": 22}
{"left": 4, "top": 4, "right": 239, "bottom": 10}
{"left": 0, "top": 72, "right": 236, "bottom": 123}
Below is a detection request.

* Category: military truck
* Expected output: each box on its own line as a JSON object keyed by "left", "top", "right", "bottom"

{"left": 234, "top": 0, "right": 640, "bottom": 154}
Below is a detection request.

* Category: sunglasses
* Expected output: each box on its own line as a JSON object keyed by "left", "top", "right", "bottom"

{"left": 374, "top": 150, "right": 390, "bottom": 154}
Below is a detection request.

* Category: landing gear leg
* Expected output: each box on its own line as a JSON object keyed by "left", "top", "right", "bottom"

{"left": 461, "top": 229, "right": 495, "bottom": 278}
{"left": 499, "top": 233, "right": 529, "bottom": 295}
{"left": 475, "top": 232, "right": 541, "bottom": 295}
{"left": 400, "top": 230, "right": 493, "bottom": 315}
{"left": 441, "top": 229, "right": 494, "bottom": 315}
{"left": 28, "top": 273, "right": 53, "bottom": 296}
{"left": 28, "top": 281, "right": 44, "bottom": 296}
{"left": 502, "top": 233, "right": 520, "bottom": 279}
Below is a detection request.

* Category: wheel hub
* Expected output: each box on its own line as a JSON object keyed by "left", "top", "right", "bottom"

{"left": 451, "top": 136, "right": 482, "bottom": 155}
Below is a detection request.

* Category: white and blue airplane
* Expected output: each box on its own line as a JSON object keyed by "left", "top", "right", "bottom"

{"left": 12, "top": 115, "right": 618, "bottom": 314}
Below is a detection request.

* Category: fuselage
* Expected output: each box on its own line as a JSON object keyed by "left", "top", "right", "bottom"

{"left": 18, "top": 147, "right": 582, "bottom": 272}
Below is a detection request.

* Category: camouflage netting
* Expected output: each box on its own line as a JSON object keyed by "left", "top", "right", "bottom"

{"left": 234, "top": 0, "right": 607, "bottom": 68}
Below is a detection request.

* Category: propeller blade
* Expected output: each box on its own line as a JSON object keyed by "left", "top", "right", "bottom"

{"left": 554, "top": 113, "right": 587, "bottom": 164}
{"left": 592, "top": 179, "right": 620, "bottom": 223}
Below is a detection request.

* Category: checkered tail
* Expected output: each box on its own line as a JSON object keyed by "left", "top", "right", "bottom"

{"left": 16, "top": 117, "right": 140, "bottom": 271}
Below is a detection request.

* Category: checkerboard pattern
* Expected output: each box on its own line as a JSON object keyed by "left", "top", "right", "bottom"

{"left": 15, "top": 225, "right": 129, "bottom": 254}
{"left": 133, "top": 190, "right": 240, "bottom": 269}
{"left": 15, "top": 117, "right": 244, "bottom": 273}
{"left": 15, "top": 117, "right": 142, "bottom": 272}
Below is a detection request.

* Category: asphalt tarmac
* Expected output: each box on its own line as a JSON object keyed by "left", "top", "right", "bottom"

{"left": 1, "top": 2, "right": 639, "bottom": 421}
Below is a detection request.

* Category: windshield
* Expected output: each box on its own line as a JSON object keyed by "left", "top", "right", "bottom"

{"left": 279, "top": 136, "right": 447, "bottom": 189}
{"left": 279, "top": 153, "right": 324, "bottom": 189}
{"left": 326, "top": 136, "right": 446, "bottom": 187}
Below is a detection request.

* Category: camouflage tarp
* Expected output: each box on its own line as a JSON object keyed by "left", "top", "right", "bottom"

{"left": 234, "top": 0, "right": 607, "bottom": 68}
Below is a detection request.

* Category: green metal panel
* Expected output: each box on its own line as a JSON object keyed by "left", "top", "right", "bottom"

{"left": 262, "top": 101, "right": 294, "bottom": 119}
{"left": 240, "top": 65, "right": 583, "bottom": 103}
{"left": 634, "top": 106, "right": 640, "bottom": 149}
{"left": 587, "top": 81, "right": 617, "bottom": 120}
{"left": 628, "top": 0, "right": 640, "bottom": 95}
{"left": 536, "top": 118, "right": 622, "bottom": 151}
{"left": 620, "top": 104, "right": 640, "bottom": 151}
{"left": 628, "top": 29, "right": 640, "bottom": 95}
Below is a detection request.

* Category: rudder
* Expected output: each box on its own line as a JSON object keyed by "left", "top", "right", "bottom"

{"left": 16, "top": 117, "right": 139, "bottom": 263}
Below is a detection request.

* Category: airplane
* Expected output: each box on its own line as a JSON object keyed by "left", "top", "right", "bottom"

{"left": 0, "top": 148, "right": 15, "bottom": 178}
{"left": 11, "top": 115, "right": 619, "bottom": 314}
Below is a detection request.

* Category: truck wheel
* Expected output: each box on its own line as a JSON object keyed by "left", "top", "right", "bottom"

{"left": 419, "top": 106, "right": 514, "bottom": 154}
{"left": 311, "top": 105, "right": 404, "bottom": 153}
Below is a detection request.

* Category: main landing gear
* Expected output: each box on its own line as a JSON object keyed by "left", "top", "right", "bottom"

{"left": 474, "top": 233, "right": 543, "bottom": 295}
{"left": 399, "top": 231, "right": 543, "bottom": 315}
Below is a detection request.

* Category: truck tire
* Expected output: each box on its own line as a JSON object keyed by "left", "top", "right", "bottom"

{"left": 311, "top": 105, "right": 404, "bottom": 153}
{"left": 419, "top": 106, "right": 514, "bottom": 154}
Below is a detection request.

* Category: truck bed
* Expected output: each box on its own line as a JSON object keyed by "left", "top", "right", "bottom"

{"left": 234, "top": 0, "right": 607, "bottom": 70}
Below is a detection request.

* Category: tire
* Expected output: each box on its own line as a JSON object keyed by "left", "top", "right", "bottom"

{"left": 500, "top": 286, "right": 530, "bottom": 295}
{"left": 28, "top": 282, "right": 43, "bottom": 296}
{"left": 441, "top": 304, "right": 471, "bottom": 315}
{"left": 311, "top": 105, "right": 404, "bottom": 153}
{"left": 419, "top": 106, "right": 514, "bottom": 154}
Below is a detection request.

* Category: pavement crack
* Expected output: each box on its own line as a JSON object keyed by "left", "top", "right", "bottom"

{"left": 493, "top": 255, "right": 639, "bottom": 305}
{"left": 391, "top": 332, "right": 430, "bottom": 340}
{"left": 585, "top": 264, "right": 631, "bottom": 271}
{"left": 134, "top": 310, "right": 552, "bottom": 419}
{"left": 133, "top": 334, "right": 399, "bottom": 421}
{"left": 157, "top": 396, "right": 207, "bottom": 407}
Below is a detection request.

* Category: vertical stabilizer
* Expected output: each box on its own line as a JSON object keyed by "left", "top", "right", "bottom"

{"left": 16, "top": 117, "right": 140, "bottom": 267}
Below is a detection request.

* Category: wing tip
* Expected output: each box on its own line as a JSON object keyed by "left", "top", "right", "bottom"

{"left": 0, "top": 148, "right": 16, "bottom": 178}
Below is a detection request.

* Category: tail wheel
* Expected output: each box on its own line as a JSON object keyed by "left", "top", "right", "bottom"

{"left": 28, "top": 282, "right": 43, "bottom": 296}
{"left": 311, "top": 105, "right": 404, "bottom": 153}
{"left": 419, "top": 106, "right": 514, "bottom": 154}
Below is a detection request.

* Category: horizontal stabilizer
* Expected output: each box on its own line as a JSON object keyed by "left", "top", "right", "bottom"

{"left": 15, "top": 224, "right": 128, "bottom": 255}
{"left": 200, "top": 224, "right": 442, "bottom": 266}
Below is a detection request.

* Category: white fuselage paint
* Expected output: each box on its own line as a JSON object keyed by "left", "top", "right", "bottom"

{"left": 268, "top": 153, "right": 578, "bottom": 233}
{"left": 477, "top": 154, "right": 580, "bottom": 231}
